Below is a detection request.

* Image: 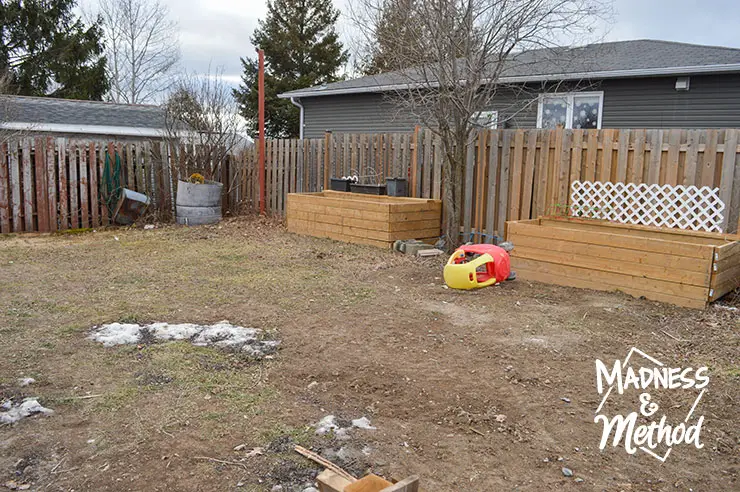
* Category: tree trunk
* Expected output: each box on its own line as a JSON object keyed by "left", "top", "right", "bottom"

{"left": 442, "top": 144, "right": 466, "bottom": 252}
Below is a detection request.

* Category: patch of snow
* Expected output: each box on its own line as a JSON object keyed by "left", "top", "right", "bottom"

{"left": 91, "top": 323, "right": 144, "bottom": 346}
{"left": 150, "top": 322, "right": 201, "bottom": 341}
{"left": 351, "top": 417, "right": 376, "bottom": 430}
{"left": 0, "top": 398, "right": 54, "bottom": 425}
{"left": 18, "top": 378, "right": 35, "bottom": 387}
{"left": 314, "top": 415, "right": 378, "bottom": 438}
{"left": 88, "top": 321, "right": 280, "bottom": 357}
{"left": 315, "top": 415, "right": 340, "bottom": 435}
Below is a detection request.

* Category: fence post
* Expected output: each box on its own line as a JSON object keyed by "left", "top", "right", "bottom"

{"left": 410, "top": 126, "right": 419, "bottom": 197}
{"left": 323, "top": 131, "right": 332, "bottom": 190}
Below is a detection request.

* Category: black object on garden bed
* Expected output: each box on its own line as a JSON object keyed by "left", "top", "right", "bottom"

{"left": 350, "top": 183, "right": 387, "bottom": 195}
{"left": 330, "top": 178, "right": 353, "bottom": 192}
{"left": 386, "top": 178, "right": 408, "bottom": 197}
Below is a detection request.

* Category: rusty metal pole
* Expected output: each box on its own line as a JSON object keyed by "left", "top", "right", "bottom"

{"left": 257, "top": 48, "right": 266, "bottom": 215}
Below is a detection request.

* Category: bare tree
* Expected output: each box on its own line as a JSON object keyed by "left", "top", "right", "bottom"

{"left": 163, "top": 68, "right": 246, "bottom": 186}
{"left": 350, "top": 0, "right": 611, "bottom": 249}
{"left": 95, "top": 0, "right": 180, "bottom": 104}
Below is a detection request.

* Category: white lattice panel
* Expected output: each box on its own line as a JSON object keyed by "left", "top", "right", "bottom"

{"left": 569, "top": 181, "right": 726, "bottom": 232}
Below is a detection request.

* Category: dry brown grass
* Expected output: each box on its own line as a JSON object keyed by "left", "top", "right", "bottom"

{"left": 0, "top": 218, "right": 738, "bottom": 491}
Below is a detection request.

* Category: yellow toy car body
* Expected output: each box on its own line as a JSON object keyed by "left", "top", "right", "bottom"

{"left": 443, "top": 251, "right": 498, "bottom": 290}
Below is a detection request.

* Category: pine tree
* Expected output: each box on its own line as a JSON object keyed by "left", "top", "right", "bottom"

{"left": 0, "top": 0, "right": 109, "bottom": 99}
{"left": 234, "top": 0, "right": 348, "bottom": 138}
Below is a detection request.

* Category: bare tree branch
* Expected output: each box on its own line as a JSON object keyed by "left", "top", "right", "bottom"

{"left": 163, "top": 68, "right": 246, "bottom": 185}
{"left": 349, "top": 0, "right": 612, "bottom": 249}
{"left": 95, "top": 0, "right": 180, "bottom": 104}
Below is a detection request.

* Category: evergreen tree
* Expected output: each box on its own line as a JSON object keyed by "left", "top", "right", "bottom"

{"left": 234, "top": 0, "right": 348, "bottom": 138}
{"left": 0, "top": 0, "right": 109, "bottom": 99}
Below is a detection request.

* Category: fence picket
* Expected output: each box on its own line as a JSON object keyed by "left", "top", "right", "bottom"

{"left": 0, "top": 143, "right": 9, "bottom": 233}
{"left": 34, "top": 138, "right": 50, "bottom": 232}
{"left": 22, "top": 139, "right": 33, "bottom": 231}
{"left": 701, "top": 130, "right": 719, "bottom": 187}
{"left": 9, "top": 141, "right": 21, "bottom": 232}
{"left": 615, "top": 129, "right": 630, "bottom": 183}
{"left": 719, "top": 129, "right": 739, "bottom": 230}
{"left": 79, "top": 140, "right": 89, "bottom": 227}
{"left": 497, "top": 131, "right": 512, "bottom": 235}
{"left": 509, "top": 130, "right": 525, "bottom": 220}
{"left": 486, "top": 131, "right": 499, "bottom": 241}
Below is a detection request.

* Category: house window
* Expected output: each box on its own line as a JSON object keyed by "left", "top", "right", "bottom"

{"left": 537, "top": 92, "right": 603, "bottom": 129}
{"left": 473, "top": 110, "right": 498, "bottom": 129}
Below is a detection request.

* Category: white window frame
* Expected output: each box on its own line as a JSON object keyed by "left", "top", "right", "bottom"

{"left": 473, "top": 110, "right": 498, "bottom": 129}
{"left": 536, "top": 91, "right": 604, "bottom": 129}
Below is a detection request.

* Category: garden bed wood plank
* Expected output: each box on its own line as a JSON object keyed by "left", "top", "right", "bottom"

{"left": 513, "top": 262, "right": 708, "bottom": 309}
{"left": 508, "top": 221, "right": 712, "bottom": 259}
{"left": 507, "top": 217, "right": 739, "bottom": 308}
{"left": 540, "top": 217, "right": 739, "bottom": 244}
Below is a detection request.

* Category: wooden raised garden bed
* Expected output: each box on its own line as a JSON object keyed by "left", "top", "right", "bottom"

{"left": 287, "top": 191, "right": 442, "bottom": 248}
{"left": 505, "top": 216, "right": 740, "bottom": 309}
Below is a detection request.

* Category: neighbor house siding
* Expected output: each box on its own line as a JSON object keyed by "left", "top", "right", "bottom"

{"left": 301, "top": 73, "right": 740, "bottom": 136}
{"left": 599, "top": 74, "right": 740, "bottom": 128}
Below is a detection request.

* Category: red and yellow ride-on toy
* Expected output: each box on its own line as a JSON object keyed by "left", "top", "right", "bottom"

{"left": 443, "top": 244, "right": 511, "bottom": 290}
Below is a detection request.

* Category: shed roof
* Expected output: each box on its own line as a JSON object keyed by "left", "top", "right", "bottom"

{"left": 0, "top": 95, "right": 165, "bottom": 137}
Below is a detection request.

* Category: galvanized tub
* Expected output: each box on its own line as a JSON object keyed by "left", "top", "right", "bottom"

{"left": 112, "top": 188, "right": 151, "bottom": 225}
{"left": 176, "top": 180, "right": 223, "bottom": 226}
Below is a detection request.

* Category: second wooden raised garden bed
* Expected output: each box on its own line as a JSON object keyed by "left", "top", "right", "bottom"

{"left": 505, "top": 216, "right": 740, "bottom": 309}
{"left": 287, "top": 191, "right": 442, "bottom": 248}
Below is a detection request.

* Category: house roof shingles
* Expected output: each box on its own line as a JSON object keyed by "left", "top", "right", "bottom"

{"left": 279, "top": 39, "right": 740, "bottom": 98}
{"left": 0, "top": 95, "right": 164, "bottom": 129}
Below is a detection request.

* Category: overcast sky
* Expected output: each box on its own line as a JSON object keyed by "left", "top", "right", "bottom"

{"left": 85, "top": 0, "right": 740, "bottom": 89}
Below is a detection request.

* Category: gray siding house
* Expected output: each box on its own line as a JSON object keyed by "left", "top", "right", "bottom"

{"left": 279, "top": 40, "right": 740, "bottom": 138}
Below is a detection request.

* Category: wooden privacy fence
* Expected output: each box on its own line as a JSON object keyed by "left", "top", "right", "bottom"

{"left": 3, "top": 128, "right": 740, "bottom": 235}
{"left": 0, "top": 137, "right": 251, "bottom": 234}
{"left": 242, "top": 128, "right": 740, "bottom": 236}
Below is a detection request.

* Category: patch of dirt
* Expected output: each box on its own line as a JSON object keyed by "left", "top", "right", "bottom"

{"left": 0, "top": 218, "right": 738, "bottom": 491}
